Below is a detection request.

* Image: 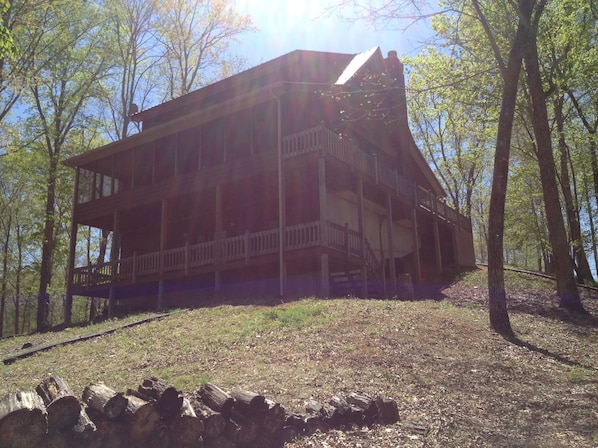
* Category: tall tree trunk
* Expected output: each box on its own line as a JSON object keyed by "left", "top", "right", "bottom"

{"left": 554, "top": 94, "right": 594, "bottom": 284}
{"left": 1, "top": 213, "right": 11, "bottom": 337}
{"left": 522, "top": 24, "right": 586, "bottom": 313}
{"left": 478, "top": 0, "right": 533, "bottom": 337}
{"left": 583, "top": 175, "right": 598, "bottom": 276}
{"left": 37, "top": 154, "right": 59, "bottom": 332}
{"left": 14, "top": 223, "right": 22, "bottom": 335}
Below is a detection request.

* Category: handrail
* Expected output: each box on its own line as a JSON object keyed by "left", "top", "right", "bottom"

{"left": 72, "top": 220, "right": 385, "bottom": 290}
{"left": 282, "top": 125, "right": 470, "bottom": 230}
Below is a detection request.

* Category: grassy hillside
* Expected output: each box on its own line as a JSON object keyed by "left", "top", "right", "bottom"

{"left": 1, "top": 268, "right": 597, "bottom": 447}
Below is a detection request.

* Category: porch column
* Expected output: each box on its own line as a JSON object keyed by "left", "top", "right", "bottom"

{"left": 158, "top": 199, "right": 167, "bottom": 310}
{"left": 108, "top": 287, "right": 115, "bottom": 318}
{"left": 320, "top": 254, "right": 330, "bottom": 297}
{"left": 64, "top": 167, "right": 81, "bottom": 326}
{"left": 357, "top": 178, "right": 368, "bottom": 297}
{"left": 318, "top": 157, "right": 329, "bottom": 296}
{"left": 433, "top": 219, "right": 443, "bottom": 275}
{"left": 452, "top": 226, "right": 461, "bottom": 267}
{"left": 110, "top": 210, "right": 120, "bottom": 266}
{"left": 411, "top": 207, "right": 422, "bottom": 283}
{"left": 214, "top": 184, "right": 223, "bottom": 298}
{"left": 386, "top": 193, "right": 397, "bottom": 297}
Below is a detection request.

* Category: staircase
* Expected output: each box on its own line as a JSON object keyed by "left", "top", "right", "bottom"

{"left": 330, "top": 268, "right": 385, "bottom": 298}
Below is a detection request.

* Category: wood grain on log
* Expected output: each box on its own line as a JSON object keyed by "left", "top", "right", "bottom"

{"left": 346, "top": 392, "right": 378, "bottom": 425}
{"left": 204, "top": 435, "right": 236, "bottom": 448}
{"left": 190, "top": 398, "right": 226, "bottom": 439}
{"left": 138, "top": 376, "right": 183, "bottom": 419}
{"left": 230, "top": 388, "right": 267, "bottom": 415}
{"left": 35, "top": 376, "right": 81, "bottom": 431}
{"left": 82, "top": 383, "right": 128, "bottom": 420}
{"left": 225, "top": 417, "right": 259, "bottom": 447}
{"left": 375, "top": 397, "right": 400, "bottom": 424}
{"left": 0, "top": 391, "right": 47, "bottom": 448}
{"left": 261, "top": 398, "right": 285, "bottom": 435}
{"left": 70, "top": 405, "right": 97, "bottom": 440}
{"left": 121, "top": 394, "right": 162, "bottom": 442}
{"left": 167, "top": 398, "right": 204, "bottom": 447}
{"left": 199, "top": 383, "right": 234, "bottom": 419}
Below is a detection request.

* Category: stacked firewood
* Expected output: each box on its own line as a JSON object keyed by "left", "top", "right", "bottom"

{"left": 0, "top": 376, "right": 400, "bottom": 448}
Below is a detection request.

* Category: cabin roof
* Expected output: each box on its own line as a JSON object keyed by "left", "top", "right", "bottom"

{"left": 132, "top": 49, "right": 357, "bottom": 125}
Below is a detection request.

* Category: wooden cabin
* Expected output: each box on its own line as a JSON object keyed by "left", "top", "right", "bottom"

{"left": 63, "top": 47, "right": 475, "bottom": 321}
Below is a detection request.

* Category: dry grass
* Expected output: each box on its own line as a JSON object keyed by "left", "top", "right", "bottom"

{"left": 1, "top": 268, "right": 597, "bottom": 447}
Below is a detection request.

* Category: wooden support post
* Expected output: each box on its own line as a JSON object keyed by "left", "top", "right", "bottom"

{"left": 318, "top": 157, "right": 328, "bottom": 246}
{"left": 214, "top": 271, "right": 221, "bottom": 299}
{"left": 320, "top": 253, "right": 329, "bottom": 297}
{"left": 157, "top": 280, "right": 164, "bottom": 311}
{"left": 184, "top": 239, "right": 190, "bottom": 275}
{"left": 433, "top": 220, "right": 443, "bottom": 275}
{"left": 411, "top": 208, "right": 422, "bottom": 283}
{"left": 318, "top": 157, "right": 329, "bottom": 297}
{"left": 111, "top": 210, "right": 120, "bottom": 281}
{"left": 132, "top": 252, "right": 137, "bottom": 284}
{"left": 215, "top": 185, "right": 222, "bottom": 265}
{"left": 357, "top": 178, "right": 368, "bottom": 298}
{"left": 244, "top": 229, "right": 250, "bottom": 264}
{"left": 386, "top": 193, "right": 397, "bottom": 297}
{"left": 214, "top": 184, "right": 223, "bottom": 299}
{"left": 160, "top": 199, "right": 167, "bottom": 274}
{"left": 344, "top": 222, "right": 350, "bottom": 255}
{"left": 108, "top": 287, "right": 115, "bottom": 318}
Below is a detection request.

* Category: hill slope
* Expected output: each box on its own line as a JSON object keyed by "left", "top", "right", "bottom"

{"left": 1, "top": 268, "right": 597, "bottom": 447}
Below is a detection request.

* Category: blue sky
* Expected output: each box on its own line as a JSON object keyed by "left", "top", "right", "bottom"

{"left": 232, "top": 0, "right": 435, "bottom": 68}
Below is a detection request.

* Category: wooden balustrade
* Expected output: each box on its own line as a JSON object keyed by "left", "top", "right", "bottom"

{"left": 72, "top": 220, "right": 384, "bottom": 290}
{"left": 282, "top": 126, "right": 470, "bottom": 230}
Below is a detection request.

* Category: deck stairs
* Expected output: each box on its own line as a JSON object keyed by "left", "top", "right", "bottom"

{"left": 330, "top": 268, "right": 385, "bottom": 298}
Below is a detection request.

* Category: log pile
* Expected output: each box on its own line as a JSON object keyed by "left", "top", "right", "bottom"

{"left": 0, "top": 375, "right": 400, "bottom": 448}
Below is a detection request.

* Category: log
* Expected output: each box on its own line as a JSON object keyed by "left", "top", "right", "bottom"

{"left": 274, "top": 425, "right": 300, "bottom": 446}
{"left": 82, "top": 383, "right": 128, "bottom": 420}
{"left": 198, "top": 383, "right": 234, "bottom": 420}
{"left": 92, "top": 417, "right": 129, "bottom": 448}
{"left": 346, "top": 392, "right": 378, "bottom": 426}
{"left": 70, "top": 405, "right": 97, "bottom": 440}
{"left": 168, "top": 398, "right": 204, "bottom": 447}
{"left": 261, "top": 399, "right": 285, "bottom": 435}
{"left": 0, "top": 391, "right": 48, "bottom": 448}
{"left": 225, "top": 417, "right": 259, "bottom": 448}
{"left": 283, "top": 411, "right": 306, "bottom": 434}
{"left": 138, "top": 376, "right": 183, "bottom": 419}
{"left": 35, "top": 376, "right": 81, "bottom": 431}
{"left": 230, "top": 388, "right": 267, "bottom": 415}
{"left": 121, "top": 394, "right": 162, "bottom": 442}
{"left": 190, "top": 398, "right": 226, "bottom": 439}
{"left": 304, "top": 415, "right": 330, "bottom": 436}
{"left": 375, "top": 397, "right": 400, "bottom": 424}
{"left": 328, "top": 395, "right": 357, "bottom": 427}
{"left": 36, "top": 431, "right": 68, "bottom": 448}
{"left": 204, "top": 435, "right": 236, "bottom": 448}
{"left": 305, "top": 399, "right": 324, "bottom": 416}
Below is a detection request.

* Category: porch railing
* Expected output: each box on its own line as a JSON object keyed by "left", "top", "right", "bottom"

{"left": 282, "top": 125, "right": 470, "bottom": 230}
{"left": 72, "top": 220, "right": 381, "bottom": 290}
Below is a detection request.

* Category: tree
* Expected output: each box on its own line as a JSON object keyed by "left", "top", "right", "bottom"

{"left": 103, "top": 0, "right": 160, "bottom": 141}
{"left": 26, "top": 0, "right": 111, "bottom": 331}
{"left": 155, "top": 0, "right": 253, "bottom": 99}
{"left": 405, "top": 48, "right": 496, "bottom": 219}
{"left": 520, "top": 0, "right": 585, "bottom": 313}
